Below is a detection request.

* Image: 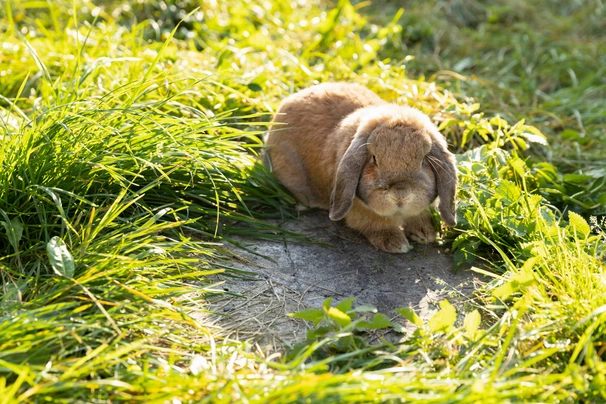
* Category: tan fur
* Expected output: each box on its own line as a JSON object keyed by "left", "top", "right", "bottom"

{"left": 265, "top": 83, "right": 458, "bottom": 253}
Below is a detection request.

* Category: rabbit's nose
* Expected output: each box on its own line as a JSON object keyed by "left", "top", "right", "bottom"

{"left": 388, "top": 193, "right": 407, "bottom": 208}
{"left": 394, "top": 194, "right": 409, "bottom": 206}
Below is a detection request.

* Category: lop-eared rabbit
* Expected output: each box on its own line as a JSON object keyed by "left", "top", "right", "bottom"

{"left": 265, "top": 83, "right": 457, "bottom": 253}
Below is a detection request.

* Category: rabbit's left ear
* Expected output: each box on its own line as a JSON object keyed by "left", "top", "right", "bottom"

{"left": 427, "top": 142, "right": 458, "bottom": 226}
{"left": 329, "top": 133, "right": 371, "bottom": 221}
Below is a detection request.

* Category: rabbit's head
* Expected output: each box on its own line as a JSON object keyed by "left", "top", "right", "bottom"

{"left": 329, "top": 105, "right": 457, "bottom": 226}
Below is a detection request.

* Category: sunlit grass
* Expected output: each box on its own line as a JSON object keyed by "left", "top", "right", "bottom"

{"left": 0, "top": 0, "right": 604, "bottom": 402}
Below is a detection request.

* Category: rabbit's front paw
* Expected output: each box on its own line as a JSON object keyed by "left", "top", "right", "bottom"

{"left": 366, "top": 228, "right": 412, "bottom": 253}
{"left": 404, "top": 211, "right": 437, "bottom": 244}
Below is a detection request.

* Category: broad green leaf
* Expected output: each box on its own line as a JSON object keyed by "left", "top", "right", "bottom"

{"left": 492, "top": 282, "right": 517, "bottom": 299}
{"left": 392, "top": 323, "right": 407, "bottom": 333}
{"left": 351, "top": 305, "right": 377, "bottom": 313}
{"left": 453, "top": 243, "right": 478, "bottom": 269}
{"left": 0, "top": 211, "right": 23, "bottom": 253}
{"left": 464, "top": 310, "right": 481, "bottom": 339}
{"left": 510, "top": 157, "right": 527, "bottom": 178}
{"left": 521, "top": 124, "right": 547, "bottom": 144}
{"left": 322, "top": 297, "right": 333, "bottom": 311}
{"left": 9, "top": 217, "right": 23, "bottom": 251}
{"left": 289, "top": 308, "right": 324, "bottom": 326}
{"left": 492, "top": 282, "right": 515, "bottom": 301}
{"left": 336, "top": 297, "right": 356, "bottom": 313}
{"left": 493, "top": 257, "right": 537, "bottom": 299}
{"left": 522, "top": 132, "right": 548, "bottom": 145}
{"left": 560, "top": 129, "right": 581, "bottom": 141}
{"left": 563, "top": 173, "right": 593, "bottom": 183}
{"left": 567, "top": 211, "right": 590, "bottom": 238}
{"left": 397, "top": 307, "right": 423, "bottom": 327}
{"left": 359, "top": 313, "right": 392, "bottom": 329}
{"left": 247, "top": 83, "right": 262, "bottom": 92}
{"left": 428, "top": 300, "right": 456, "bottom": 333}
{"left": 325, "top": 307, "right": 351, "bottom": 327}
{"left": 495, "top": 180, "right": 521, "bottom": 205}
{"left": 46, "top": 236, "right": 75, "bottom": 278}
{"left": 502, "top": 217, "right": 527, "bottom": 237}
{"left": 489, "top": 116, "right": 509, "bottom": 128}
{"left": 307, "top": 326, "right": 333, "bottom": 339}
{"left": 0, "top": 281, "right": 22, "bottom": 308}
{"left": 516, "top": 258, "right": 538, "bottom": 282}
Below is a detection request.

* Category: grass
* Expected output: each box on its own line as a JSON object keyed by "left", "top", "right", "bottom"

{"left": 0, "top": 0, "right": 605, "bottom": 402}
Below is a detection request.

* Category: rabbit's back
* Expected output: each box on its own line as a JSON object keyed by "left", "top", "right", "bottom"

{"left": 278, "top": 83, "right": 384, "bottom": 125}
{"left": 265, "top": 83, "right": 385, "bottom": 208}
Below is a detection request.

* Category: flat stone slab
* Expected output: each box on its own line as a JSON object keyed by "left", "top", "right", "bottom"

{"left": 206, "top": 212, "right": 483, "bottom": 347}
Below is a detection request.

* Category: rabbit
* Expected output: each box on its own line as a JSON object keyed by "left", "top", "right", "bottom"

{"left": 264, "top": 83, "right": 457, "bottom": 253}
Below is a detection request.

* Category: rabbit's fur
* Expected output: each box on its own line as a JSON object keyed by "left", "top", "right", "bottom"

{"left": 265, "top": 83, "right": 457, "bottom": 253}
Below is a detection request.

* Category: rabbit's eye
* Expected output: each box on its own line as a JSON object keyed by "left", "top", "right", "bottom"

{"left": 372, "top": 155, "right": 378, "bottom": 166}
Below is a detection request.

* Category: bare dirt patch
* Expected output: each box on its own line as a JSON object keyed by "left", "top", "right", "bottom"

{"left": 204, "top": 212, "right": 483, "bottom": 348}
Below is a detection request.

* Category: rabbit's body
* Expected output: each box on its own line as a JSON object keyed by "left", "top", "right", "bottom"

{"left": 266, "top": 83, "right": 386, "bottom": 208}
{"left": 265, "top": 83, "right": 457, "bottom": 253}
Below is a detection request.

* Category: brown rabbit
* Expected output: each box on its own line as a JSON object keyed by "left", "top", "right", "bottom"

{"left": 264, "top": 83, "right": 457, "bottom": 253}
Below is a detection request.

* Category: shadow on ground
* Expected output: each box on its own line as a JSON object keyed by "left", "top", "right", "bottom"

{"left": 205, "top": 212, "right": 484, "bottom": 347}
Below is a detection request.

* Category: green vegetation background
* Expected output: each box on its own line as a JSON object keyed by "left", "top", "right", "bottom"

{"left": 0, "top": 0, "right": 604, "bottom": 402}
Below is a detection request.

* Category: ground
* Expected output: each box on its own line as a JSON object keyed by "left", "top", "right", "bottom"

{"left": 206, "top": 212, "right": 482, "bottom": 347}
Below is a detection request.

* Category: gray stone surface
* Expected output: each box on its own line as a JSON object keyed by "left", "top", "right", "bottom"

{"left": 206, "top": 212, "right": 483, "bottom": 346}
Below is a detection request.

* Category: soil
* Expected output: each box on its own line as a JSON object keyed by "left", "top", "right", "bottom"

{"left": 202, "top": 212, "right": 484, "bottom": 349}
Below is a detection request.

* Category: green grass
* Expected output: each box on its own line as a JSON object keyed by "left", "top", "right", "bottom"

{"left": 0, "top": 0, "right": 605, "bottom": 402}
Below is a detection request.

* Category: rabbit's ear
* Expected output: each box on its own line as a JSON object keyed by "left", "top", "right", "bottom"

{"left": 329, "top": 132, "right": 370, "bottom": 221}
{"left": 427, "top": 143, "right": 458, "bottom": 226}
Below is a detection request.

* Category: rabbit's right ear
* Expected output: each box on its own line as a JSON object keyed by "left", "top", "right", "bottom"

{"left": 427, "top": 142, "right": 458, "bottom": 227}
{"left": 329, "top": 131, "right": 371, "bottom": 221}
